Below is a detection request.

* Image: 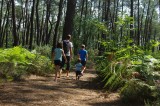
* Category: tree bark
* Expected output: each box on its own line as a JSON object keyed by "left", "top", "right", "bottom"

{"left": 130, "top": 0, "right": 134, "bottom": 40}
{"left": 78, "top": 0, "right": 85, "bottom": 39}
{"left": 44, "top": 0, "right": 51, "bottom": 45}
{"left": 0, "top": 0, "right": 4, "bottom": 47}
{"left": 62, "top": 0, "right": 77, "bottom": 40}
{"left": 29, "top": 0, "right": 35, "bottom": 50}
{"left": 11, "top": 0, "right": 19, "bottom": 46}
{"left": 53, "top": 0, "right": 64, "bottom": 49}
{"left": 36, "top": 0, "right": 40, "bottom": 46}
{"left": 137, "top": 0, "right": 140, "bottom": 46}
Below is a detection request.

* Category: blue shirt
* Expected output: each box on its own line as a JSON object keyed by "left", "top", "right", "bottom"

{"left": 75, "top": 63, "right": 83, "bottom": 71}
{"left": 79, "top": 49, "right": 87, "bottom": 61}
{"left": 54, "top": 48, "right": 63, "bottom": 61}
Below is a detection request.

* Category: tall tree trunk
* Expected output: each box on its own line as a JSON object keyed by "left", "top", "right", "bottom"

{"left": 0, "top": 0, "right": 4, "bottom": 47}
{"left": 29, "top": 0, "right": 35, "bottom": 50}
{"left": 144, "top": 0, "right": 151, "bottom": 49}
{"left": 45, "top": 0, "right": 51, "bottom": 45}
{"left": 105, "top": 0, "right": 110, "bottom": 23}
{"left": 78, "top": 0, "right": 85, "bottom": 39}
{"left": 152, "top": 29, "right": 156, "bottom": 52}
{"left": 98, "top": 0, "right": 101, "bottom": 20}
{"left": 21, "top": 0, "right": 25, "bottom": 46}
{"left": 82, "top": 0, "right": 88, "bottom": 45}
{"left": 52, "top": 0, "right": 64, "bottom": 49}
{"left": 40, "top": 9, "right": 45, "bottom": 45}
{"left": 140, "top": 3, "right": 145, "bottom": 47}
{"left": 36, "top": 0, "right": 40, "bottom": 46}
{"left": 114, "top": 0, "right": 119, "bottom": 33}
{"left": 62, "top": 0, "right": 77, "bottom": 40}
{"left": 98, "top": 0, "right": 110, "bottom": 55}
{"left": 137, "top": 0, "right": 140, "bottom": 46}
{"left": 0, "top": 0, "right": 9, "bottom": 47}
{"left": 4, "top": 1, "right": 11, "bottom": 48}
{"left": 120, "top": 0, "right": 124, "bottom": 41}
{"left": 97, "top": 0, "right": 102, "bottom": 50}
{"left": 11, "top": 0, "right": 18, "bottom": 46}
{"left": 130, "top": 0, "right": 134, "bottom": 40}
{"left": 148, "top": 8, "right": 155, "bottom": 50}
{"left": 25, "top": 0, "right": 30, "bottom": 45}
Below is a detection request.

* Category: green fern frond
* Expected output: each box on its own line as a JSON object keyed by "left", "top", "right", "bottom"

{"left": 104, "top": 73, "right": 116, "bottom": 88}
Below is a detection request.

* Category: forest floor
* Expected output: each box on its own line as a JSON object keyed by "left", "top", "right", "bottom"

{"left": 0, "top": 68, "right": 139, "bottom": 106}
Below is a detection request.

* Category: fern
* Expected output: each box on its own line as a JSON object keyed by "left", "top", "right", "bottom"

{"left": 0, "top": 46, "right": 53, "bottom": 80}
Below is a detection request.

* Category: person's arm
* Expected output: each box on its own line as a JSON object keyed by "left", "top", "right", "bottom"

{"left": 75, "top": 64, "right": 78, "bottom": 69}
{"left": 70, "top": 47, "right": 73, "bottom": 58}
{"left": 52, "top": 51, "right": 55, "bottom": 64}
{"left": 70, "top": 42, "right": 73, "bottom": 59}
{"left": 86, "top": 51, "right": 88, "bottom": 61}
{"left": 62, "top": 50, "right": 67, "bottom": 62}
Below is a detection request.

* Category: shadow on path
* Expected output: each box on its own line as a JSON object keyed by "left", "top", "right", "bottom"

{"left": 0, "top": 68, "right": 129, "bottom": 106}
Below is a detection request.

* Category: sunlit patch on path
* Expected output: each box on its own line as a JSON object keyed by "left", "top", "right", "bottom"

{"left": 0, "top": 69, "right": 122, "bottom": 106}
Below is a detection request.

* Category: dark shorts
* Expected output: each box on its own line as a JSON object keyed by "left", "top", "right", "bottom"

{"left": 81, "top": 60, "right": 86, "bottom": 67}
{"left": 61, "top": 56, "right": 70, "bottom": 70}
{"left": 76, "top": 71, "right": 81, "bottom": 76}
{"left": 54, "top": 60, "right": 62, "bottom": 66}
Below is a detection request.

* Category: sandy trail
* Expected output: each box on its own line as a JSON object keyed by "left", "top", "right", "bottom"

{"left": 0, "top": 69, "right": 122, "bottom": 106}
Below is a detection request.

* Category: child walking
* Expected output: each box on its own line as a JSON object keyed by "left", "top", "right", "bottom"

{"left": 75, "top": 58, "right": 83, "bottom": 80}
{"left": 78, "top": 44, "right": 88, "bottom": 75}
{"left": 52, "top": 42, "right": 66, "bottom": 82}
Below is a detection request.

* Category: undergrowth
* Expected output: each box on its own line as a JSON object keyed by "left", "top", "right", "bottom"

{"left": 0, "top": 46, "right": 54, "bottom": 81}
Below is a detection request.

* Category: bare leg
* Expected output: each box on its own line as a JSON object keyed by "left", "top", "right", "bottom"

{"left": 76, "top": 75, "right": 78, "bottom": 80}
{"left": 75, "top": 72, "right": 77, "bottom": 80}
{"left": 58, "top": 69, "right": 62, "bottom": 78}
{"left": 54, "top": 66, "right": 58, "bottom": 81}
{"left": 81, "top": 66, "right": 86, "bottom": 75}
{"left": 55, "top": 65, "right": 60, "bottom": 82}
{"left": 66, "top": 70, "right": 69, "bottom": 77}
{"left": 78, "top": 75, "right": 80, "bottom": 80}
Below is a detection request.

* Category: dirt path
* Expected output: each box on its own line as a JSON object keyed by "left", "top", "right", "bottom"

{"left": 0, "top": 69, "right": 122, "bottom": 106}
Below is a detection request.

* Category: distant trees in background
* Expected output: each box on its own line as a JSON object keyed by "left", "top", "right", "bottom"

{"left": 0, "top": 0, "right": 159, "bottom": 53}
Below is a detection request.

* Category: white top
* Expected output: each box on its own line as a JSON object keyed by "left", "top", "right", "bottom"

{"left": 63, "top": 40, "right": 73, "bottom": 56}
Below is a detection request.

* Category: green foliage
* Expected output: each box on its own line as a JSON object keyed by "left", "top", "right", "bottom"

{"left": 73, "top": 17, "right": 100, "bottom": 53}
{"left": 34, "top": 45, "right": 52, "bottom": 58}
{"left": 96, "top": 42, "right": 160, "bottom": 103}
{"left": 26, "top": 54, "right": 54, "bottom": 76}
{"left": 120, "top": 80, "right": 159, "bottom": 103}
{"left": 150, "top": 40, "right": 160, "bottom": 47}
{"left": 0, "top": 46, "right": 35, "bottom": 63}
{"left": 0, "top": 46, "right": 54, "bottom": 81}
{"left": 115, "top": 15, "right": 134, "bottom": 28}
{"left": 91, "top": 20, "right": 108, "bottom": 34}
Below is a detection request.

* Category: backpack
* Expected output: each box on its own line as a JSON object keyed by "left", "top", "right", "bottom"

{"left": 63, "top": 40, "right": 70, "bottom": 54}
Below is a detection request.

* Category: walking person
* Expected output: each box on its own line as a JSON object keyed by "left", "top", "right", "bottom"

{"left": 52, "top": 42, "right": 67, "bottom": 82}
{"left": 75, "top": 58, "right": 83, "bottom": 80}
{"left": 61, "top": 34, "right": 73, "bottom": 77}
{"left": 78, "top": 44, "right": 88, "bottom": 75}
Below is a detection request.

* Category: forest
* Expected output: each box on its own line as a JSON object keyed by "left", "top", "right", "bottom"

{"left": 0, "top": 0, "right": 160, "bottom": 105}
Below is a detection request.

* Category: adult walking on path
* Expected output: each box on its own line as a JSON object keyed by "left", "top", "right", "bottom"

{"left": 78, "top": 44, "right": 88, "bottom": 75}
{"left": 61, "top": 34, "right": 73, "bottom": 77}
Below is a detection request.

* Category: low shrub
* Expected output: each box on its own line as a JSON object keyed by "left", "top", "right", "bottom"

{"left": 0, "top": 46, "right": 54, "bottom": 81}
